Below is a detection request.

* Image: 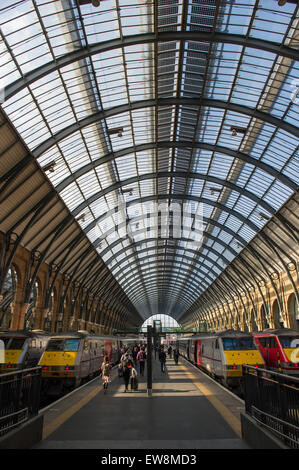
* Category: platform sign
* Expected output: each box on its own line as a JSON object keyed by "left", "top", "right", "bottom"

{"left": 0, "top": 339, "right": 4, "bottom": 364}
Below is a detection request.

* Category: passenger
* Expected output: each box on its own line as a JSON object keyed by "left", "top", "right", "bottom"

{"left": 101, "top": 356, "right": 112, "bottom": 393}
{"left": 173, "top": 348, "right": 179, "bottom": 365}
{"left": 137, "top": 347, "right": 146, "bottom": 376}
{"left": 132, "top": 344, "right": 139, "bottom": 366}
{"left": 159, "top": 348, "right": 167, "bottom": 373}
{"left": 168, "top": 345, "right": 172, "bottom": 358}
{"left": 121, "top": 350, "right": 134, "bottom": 392}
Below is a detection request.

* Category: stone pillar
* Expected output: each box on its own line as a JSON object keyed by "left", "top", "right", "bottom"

{"left": 10, "top": 302, "right": 29, "bottom": 330}
{"left": 33, "top": 307, "right": 48, "bottom": 330}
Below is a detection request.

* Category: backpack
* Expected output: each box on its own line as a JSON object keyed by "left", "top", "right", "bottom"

{"left": 122, "top": 357, "right": 132, "bottom": 371}
{"left": 103, "top": 363, "right": 110, "bottom": 375}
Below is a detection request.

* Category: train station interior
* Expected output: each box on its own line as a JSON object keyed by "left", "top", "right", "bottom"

{"left": 0, "top": 0, "right": 298, "bottom": 455}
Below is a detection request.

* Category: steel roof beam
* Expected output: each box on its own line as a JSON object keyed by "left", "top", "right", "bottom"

{"left": 4, "top": 32, "right": 299, "bottom": 102}
{"left": 30, "top": 99, "right": 299, "bottom": 161}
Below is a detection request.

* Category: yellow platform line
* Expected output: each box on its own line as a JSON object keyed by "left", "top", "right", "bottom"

{"left": 42, "top": 383, "right": 104, "bottom": 440}
{"left": 180, "top": 363, "right": 242, "bottom": 438}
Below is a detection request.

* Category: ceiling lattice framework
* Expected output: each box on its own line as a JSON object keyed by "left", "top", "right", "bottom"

{"left": 0, "top": 0, "right": 298, "bottom": 324}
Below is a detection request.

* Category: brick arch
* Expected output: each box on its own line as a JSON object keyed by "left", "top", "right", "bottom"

{"left": 287, "top": 293, "right": 299, "bottom": 330}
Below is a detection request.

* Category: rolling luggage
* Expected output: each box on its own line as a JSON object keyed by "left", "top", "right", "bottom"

{"left": 130, "top": 376, "right": 138, "bottom": 391}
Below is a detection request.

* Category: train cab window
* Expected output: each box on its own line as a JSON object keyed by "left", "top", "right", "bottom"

{"left": 64, "top": 339, "right": 80, "bottom": 351}
{"left": 239, "top": 338, "right": 256, "bottom": 350}
{"left": 1, "top": 338, "right": 11, "bottom": 347}
{"left": 7, "top": 338, "right": 26, "bottom": 350}
{"left": 278, "top": 336, "right": 299, "bottom": 348}
{"left": 84, "top": 340, "right": 88, "bottom": 351}
{"left": 46, "top": 339, "right": 64, "bottom": 351}
{"left": 215, "top": 339, "right": 219, "bottom": 349}
{"left": 222, "top": 338, "right": 239, "bottom": 350}
{"left": 30, "top": 339, "right": 36, "bottom": 348}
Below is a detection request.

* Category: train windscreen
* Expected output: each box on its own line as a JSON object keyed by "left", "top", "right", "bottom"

{"left": 6, "top": 338, "right": 26, "bottom": 349}
{"left": 222, "top": 337, "right": 256, "bottom": 350}
{"left": 46, "top": 339, "right": 80, "bottom": 351}
{"left": 278, "top": 336, "right": 299, "bottom": 348}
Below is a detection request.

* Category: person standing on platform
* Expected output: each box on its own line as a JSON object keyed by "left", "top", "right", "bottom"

{"left": 137, "top": 346, "right": 146, "bottom": 376}
{"left": 168, "top": 345, "right": 172, "bottom": 358}
{"left": 101, "top": 356, "right": 112, "bottom": 393}
{"left": 159, "top": 348, "right": 167, "bottom": 373}
{"left": 121, "top": 350, "right": 134, "bottom": 392}
{"left": 173, "top": 347, "right": 179, "bottom": 365}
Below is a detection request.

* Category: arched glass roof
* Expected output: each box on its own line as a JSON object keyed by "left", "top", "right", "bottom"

{"left": 0, "top": 0, "right": 298, "bottom": 322}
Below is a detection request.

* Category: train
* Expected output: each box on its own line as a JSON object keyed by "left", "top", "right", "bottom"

{"left": 178, "top": 330, "right": 265, "bottom": 391}
{"left": 38, "top": 331, "right": 137, "bottom": 395}
{"left": 0, "top": 329, "right": 49, "bottom": 373}
{"left": 253, "top": 328, "right": 299, "bottom": 376}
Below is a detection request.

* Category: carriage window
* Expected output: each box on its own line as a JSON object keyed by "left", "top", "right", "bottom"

{"left": 30, "top": 340, "right": 36, "bottom": 348}
{"left": 268, "top": 338, "right": 278, "bottom": 348}
{"left": 258, "top": 338, "right": 267, "bottom": 348}
{"left": 279, "top": 336, "right": 299, "bottom": 348}
{"left": 7, "top": 338, "right": 26, "bottom": 350}
{"left": 215, "top": 340, "right": 219, "bottom": 349}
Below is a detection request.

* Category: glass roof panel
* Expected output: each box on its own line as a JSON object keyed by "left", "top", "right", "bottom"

{"left": 0, "top": 0, "right": 298, "bottom": 320}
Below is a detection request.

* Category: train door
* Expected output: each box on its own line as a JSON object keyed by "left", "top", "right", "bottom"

{"left": 196, "top": 340, "right": 202, "bottom": 367}
{"left": 104, "top": 340, "right": 112, "bottom": 362}
{"left": 193, "top": 340, "right": 197, "bottom": 364}
{"left": 213, "top": 339, "right": 222, "bottom": 377}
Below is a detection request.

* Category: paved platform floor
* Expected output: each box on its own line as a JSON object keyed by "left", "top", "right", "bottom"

{"left": 34, "top": 356, "right": 249, "bottom": 449}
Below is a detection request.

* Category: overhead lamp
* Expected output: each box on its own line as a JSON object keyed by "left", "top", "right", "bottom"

{"left": 107, "top": 127, "right": 124, "bottom": 137}
{"left": 258, "top": 212, "right": 270, "bottom": 221}
{"left": 78, "top": 0, "right": 101, "bottom": 6}
{"left": 122, "top": 188, "right": 133, "bottom": 196}
{"left": 209, "top": 187, "right": 222, "bottom": 195}
{"left": 42, "top": 160, "right": 56, "bottom": 173}
{"left": 230, "top": 126, "right": 247, "bottom": 136}
{"left": 76, "top": 213, "right": 86, "bottom": 222}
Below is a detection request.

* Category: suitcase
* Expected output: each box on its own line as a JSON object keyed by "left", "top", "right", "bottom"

{"left": 131, "top": 377, "right": 138, "bottom": 390}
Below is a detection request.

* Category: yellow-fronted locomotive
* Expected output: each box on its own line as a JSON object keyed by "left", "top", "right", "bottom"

{"left": 38, "top": 331, "right": 123, "bottom": 394}
{"left": 178, "top": 330, "right": 265, "bottom": 390}
{"left": 0, "top": 329, "right": 49, "bottom": 372}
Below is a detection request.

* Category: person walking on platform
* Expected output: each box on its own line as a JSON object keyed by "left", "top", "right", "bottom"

{"left": 137, "top": 346, "right": 146, "bottom": 376}
{"left": 101, "top": 356, "right": 112, "bottom": 393}
{"left": 159, "top": 348, "right": 167, "bottom": 373}
{"left": 168, "top": 345, "right": 172, "bottom": 358}
{"left": 121, "top": 350, "right": 134, "bottom": 392}
{"left": 173, "top": 347, "right": 179, "bottom": 365}
{"left": 132, "top": 344, "right": 138, "bottom": 367}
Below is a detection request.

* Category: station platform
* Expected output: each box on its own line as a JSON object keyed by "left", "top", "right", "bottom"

{"left": 34, "top": 356, "right": 249, "bottom": 450}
